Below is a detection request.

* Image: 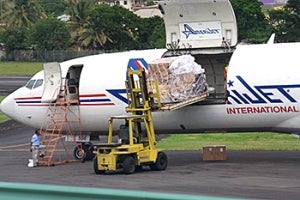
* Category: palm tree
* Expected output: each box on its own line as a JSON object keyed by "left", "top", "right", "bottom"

{"left": 65, "top": 0, "right": 96, "bottom": 49}
{"left": 0, "top": 1, "right": 13, "bottom": 31}
{"left": 80, "top": 27, "right": 113, "bottom": 49}
{"left": 2, "top": 0, "right": 46, "bottom": 28}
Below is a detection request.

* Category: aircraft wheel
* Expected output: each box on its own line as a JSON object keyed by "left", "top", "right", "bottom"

{"left": 73, "top": 143, "right": 95, "bottom": 161}
{"left": 150, "top": 152, "right": 168, "bottom": 171}
{"left": 123, "top": 156, "right": 136, "bottom": 174}
{"left": 73, "top": 145, "right": 86, "bottom": 161}
{"left": 93, "top": 157, "right": 105, "bottom": 175}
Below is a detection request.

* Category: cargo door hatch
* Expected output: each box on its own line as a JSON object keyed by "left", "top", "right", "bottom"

{"left": 159, "top": 0, "right": 238, "bottom": 54}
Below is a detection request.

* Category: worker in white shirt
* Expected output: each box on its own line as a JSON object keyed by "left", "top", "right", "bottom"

{"left": 29, "top": 129, "right": 42, "bottom": 167}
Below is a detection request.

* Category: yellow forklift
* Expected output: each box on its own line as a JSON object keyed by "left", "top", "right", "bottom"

{"left": 93, "top": 68, "right": 167, "bottom": 174}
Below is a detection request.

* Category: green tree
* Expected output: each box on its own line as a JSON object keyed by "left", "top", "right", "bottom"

{"left": 2, "top": 0, "right": 46, "bottom": 28}
{"left": 140, "top": 16, "right": 166, "bottom": 48}
{"left": 79, "top": 4, "right": 165, "bottom": 51}
{"left": 79, "top": 27, "right": 113, "bottom": 50}
{"left": 268, "top": 0, "right": 300, "bottom": 42}
{"left": 283, "top": 0, "right": 300, "bottom": 41}
{"left": 268, "top": 9, "right": 289, "bottom": 42}
{"left": 230, "top": 0, "right": 272, "bottom": 43}
{"left": 39, "top": 0, "right": 66, "bottom": 16}
{"left": 0, "top": 1, "right": 13, "bottom": 30}
{"left": 79, "top": 4, "right": 141, "bottom": 50}
{"left": 286, "top": 0, "right": 300, "bottom": 15}
{"left": 1, "top": 27, "right": 29, "bottom": 52}
{"left": 65, "top": 0, "right": 96, "bottom": 49}
{"left": 30, "top": 17, "right": 70, "bottom": 50}
{"left": 107, "top": 5, "right": 144, "bottom": 50}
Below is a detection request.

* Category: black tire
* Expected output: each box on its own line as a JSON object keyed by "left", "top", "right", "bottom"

{"left": 73, "top": 144, "right": 95, "bottom": 161}
{"left": 135, "top": 165, "right": 143, "bottom": 172}
{"left": 93, "top": 157, "right": 105, "bottom": 174}
{"left": 85, "top": 143, "right": 95, "bottom": 161}
{"left": 73, "top": 145, "right": 86, "bottom": 161}
{"left": 123, "top": 156, "right": 136, "bottom": 174}
{"left": 150, "top": 152, "right": 168, "bottom": 171}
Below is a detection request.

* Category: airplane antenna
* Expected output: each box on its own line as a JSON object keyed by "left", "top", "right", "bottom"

{"left": 267, "top": 33, "right": 275, "bottom": 44}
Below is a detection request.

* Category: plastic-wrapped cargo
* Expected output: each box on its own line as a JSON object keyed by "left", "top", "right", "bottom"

{"left": 148, "top": 55, "right": 208, "bottom": 103}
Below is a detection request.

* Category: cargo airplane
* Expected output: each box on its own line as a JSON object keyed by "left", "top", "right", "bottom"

{"left": 1, "top": 0, "right": 300, "bottom": 159}
{"left": 1, "top": 42, "right": 300, "bottom": 157}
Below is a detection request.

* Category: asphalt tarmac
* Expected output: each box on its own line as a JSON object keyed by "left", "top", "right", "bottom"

{"left": 1, "top": 121, "right": 300, "bottom": 200}
{"left": 0, "top": 75, "right": 30, "bottom": 95}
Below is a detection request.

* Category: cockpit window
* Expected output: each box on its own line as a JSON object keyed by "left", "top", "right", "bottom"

{"left": 25, "top": 80, "right": 35, "bottom": 89}
{"left": 25, "top": 79, "right": 43, "bottom": 89}
{"left": 33, "top": 79, "right": 43, "bottom": 89}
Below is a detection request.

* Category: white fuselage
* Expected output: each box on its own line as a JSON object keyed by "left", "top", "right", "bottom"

{"left": 1, "top": 43, "right": 300, "bottom": 134}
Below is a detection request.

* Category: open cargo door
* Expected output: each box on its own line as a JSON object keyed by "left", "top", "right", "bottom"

{"left": 159, "top": 0, "right": 237, "bottom": 54}
{"left": 41, "top": 62, "right": 62, "bottom": 103}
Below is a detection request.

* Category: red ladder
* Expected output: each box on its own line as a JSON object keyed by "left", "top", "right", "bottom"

{"left": 38, "top": 86, "right": 83, "bottom": 166}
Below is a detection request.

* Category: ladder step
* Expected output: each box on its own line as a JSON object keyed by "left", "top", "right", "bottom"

{"left": 50, "top": 117, "right": 66, "bottom": 120}
{"left": 38, "top": 161, "right": 50, "bottom": 164}
{"left": 48, "top": 122, "right": 65, "bottom": 125}
{"left": 52, "top": 108, "right": 67, "bottom": 111}
{"left": 55, "top": 100, "right": 66, "bottom": 104}
{"left": 46, "top": 142, "right": 56, "bottom": 148}
{"left": 46, "top": 124, "right": 63, "bottom": 128}
{"left": 46, "top": 125, "right": 63, "bottom": 129}
{"left": 52, "top": 113, "right": 67, "bottom": 116}
{"left": 47, "top": 124, "right": 64, "bottom": 128}
{"left": 44, "top": 144, "right": 57, "bottom": 148}
{"left": 45, "top": 130, "right": 62, "bottom": 133}
{"left": 38, "top": 161, "right": 55, "bottom": 166}
{"left": 53, "top": 106, "right": 67, "bottom": 109}
{"left": 43, "top": 138, "right": 60, "bottom": 142}
{"left": 53, "top": 108, "right": 68, "bottom": 111}
{"left": 43, "top": 143, "right": 57, "bottom": 147}
{"left": 44, "top": 137, "right": 60, "bottom": 140}
{"left": 43, "top": 138, "right": 60, "bottom": 141}
{"left": 42, "top": 133, "right": 59, "bottom": 136}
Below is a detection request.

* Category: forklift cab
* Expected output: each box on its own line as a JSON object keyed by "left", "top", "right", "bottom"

{"left": 118, "top": 122, "right": 138, "bottom": 144}
{"left": 93, "top": 115, "right": 167, "bottom": 174}
{"left": 108, "top": 115, "right": 145, "bottom": 146}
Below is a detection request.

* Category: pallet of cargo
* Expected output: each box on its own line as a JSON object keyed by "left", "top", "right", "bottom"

{"left": 147, "top": 54, "right": 209, "bottom": 111}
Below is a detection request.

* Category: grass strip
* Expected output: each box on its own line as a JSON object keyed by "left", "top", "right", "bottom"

{"left": 157, "top": 132, "right": 300, "bottom": 150}
{"left": 0, "top": 96, "right": 10, "bottom": 123}
{"left": 0, "top": 62, "right": 43, "bottom": 75}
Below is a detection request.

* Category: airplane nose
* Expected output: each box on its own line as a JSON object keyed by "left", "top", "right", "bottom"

{"left": 0, "top": 93, "right": 15, "bottom": 120}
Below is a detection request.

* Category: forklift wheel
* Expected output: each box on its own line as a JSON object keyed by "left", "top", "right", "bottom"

{"left": 123, "top": 156, "right": 136, "bottom": 174}
{"left": 150, "top": 152, "right": 168, "bottom": 171}
{"left": 93, "top": 158, "right": 105, "bottom": 175}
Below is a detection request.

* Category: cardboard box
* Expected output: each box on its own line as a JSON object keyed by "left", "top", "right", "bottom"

{"left": 148, "top": 55, "right": 208, "bottom": 103}
{"left": 202, "top": 145, "right": 226, "bottom": 161}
